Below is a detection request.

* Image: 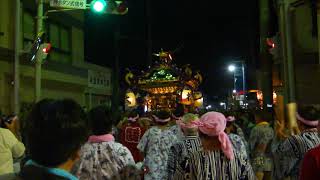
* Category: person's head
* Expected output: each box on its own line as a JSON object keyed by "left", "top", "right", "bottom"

{"left": 0, "top": 114, "right": 17, "bottom": 129}
{"left": 177, "top": 113, "right": 199, "bottom": 136}
{"left": 25, "top": 99, "right": 88, "bottom": 168}
{"left": 88, "top": 105, "right": 113, "bottom": 135}
{"left": 195, "top": 111, "right": 234, "bottom": 160}
{"left": 254, "top": 110, "right": 271, "bottom": 124}
{"left": 296, "top": 104, "right": 320, "bottom": 130}
{"left": 172, "top": 105, "right": 184, "bottom": 120}
{"left": 153, "top": 110, "right": 171, "bottom": 126}
{"left": 223, "top": 112, "right": 237, "bottom": 134}
{"left": 127, "top": 110, "right": 139, "bottom": 122}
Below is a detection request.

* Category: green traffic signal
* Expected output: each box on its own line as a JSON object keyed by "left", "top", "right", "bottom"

{"left": 91, "top": 0, "right": 107, "bottom": 13}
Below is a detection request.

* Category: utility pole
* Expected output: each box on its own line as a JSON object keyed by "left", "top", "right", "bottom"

{"left": 112, "top": 26, "right": 120, "bottom": 119}
{"left": 14, "top": 0, "right": 21, "bottom": 113}
{"left": 35, "top": 0, "right": 44, "bottom": 102}
{"left": 317, "top": 1, "right": 320, "bottom": 64}
{"left": 259, "top": 0, "right": 273, "bottom": 109}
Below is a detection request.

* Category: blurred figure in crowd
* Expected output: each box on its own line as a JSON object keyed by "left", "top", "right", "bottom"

{"left": 184, "top": 112, "right": 255, "bottom": 179}
{"left": 249, "top": 110, "right": 274, "bottom": 180}
{"left": 239, "top": 111, "right": 256, "bottom": 139}
{"left": 274, "top": 104, "right": 320, "bottom": 180}
{"left": 167, "top": 113, "right": 201, "bottom": 180}
{"left": 75, "top": 106, "right": 135, "bottom": 179}
{"left": 119, "top": 110, "right": 148, "bottom": 162}
{"left": 299, "top": 110, "right": 320, "bottom": 180}
{"left": 137, "top": 110, "right": 178, "bottom": 180}
{"left": 0, "top": 114, "right": 25, "bottom": 175}
{"left": 18, "top": 99, "right": 88, "bottom": 179}
{"left": 225, "top": 112, "right": 249, "bottom": 152}
{"left": 110, "top": 164, "right": 142, "bottom": 180}
{"left": 169, "top": 105, "right": 185, "bottom": 140}
{"left": 225, "top": 115, "right": 250, "bottom": 160}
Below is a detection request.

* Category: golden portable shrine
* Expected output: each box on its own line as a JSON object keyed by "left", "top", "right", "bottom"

{"left": 125, "top": 50, "right": 203, "bottom": 111}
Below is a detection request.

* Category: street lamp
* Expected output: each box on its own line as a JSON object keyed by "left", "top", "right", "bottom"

{"left": 227, "top": 62, "right": 246, "bottom": 93}
{"left": 228, "top": 65, "right": 236, "bottom": 72}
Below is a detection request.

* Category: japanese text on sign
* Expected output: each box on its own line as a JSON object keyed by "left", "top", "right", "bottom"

{"left": 50, "top": 0, "right": 87, "bottom": 9}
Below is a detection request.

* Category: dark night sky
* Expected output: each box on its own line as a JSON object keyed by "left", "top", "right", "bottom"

{"left": 85, "top": 0, "right": 259, "bottom": 98}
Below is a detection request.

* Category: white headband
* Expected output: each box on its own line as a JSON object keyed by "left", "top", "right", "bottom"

{"left": 128, "top": 114, "right": 139, "bottom": 122}
{"left": 296, "top": 113, "right": 319, "bottom": 127}
{"left": 152, "top": 115, "right": 171, "bottom": 123}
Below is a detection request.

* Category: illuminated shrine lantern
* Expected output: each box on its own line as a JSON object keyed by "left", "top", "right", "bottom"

{"left": 194, "top": 91, "right": 202, "bottom": 99}
{"left": 194, "top": 98, "right": 203, "bottom": 107}
{"left": 273, "top": 91, "right": 277, "bottom": 104}
{"left": 194, "top": 92, "right": 203, "bottom": 107}
{"left": 126, "top": 91, "right": 136, "bottom": 107}
{"left": 181, "top": 89, "right": 193, "bottom": 105}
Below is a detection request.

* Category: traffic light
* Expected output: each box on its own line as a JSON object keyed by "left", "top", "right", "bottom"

{"left": 90, "top": 0, "right": 128, "bottom": 15}
{"left": 37, "top": 43, "right": 51, "bottom": 61}
{"left": 91, "top": 0, "right": 107, "bottom": 13}
{"left": 266, "top": 34, "right": 280, "bottom": 59}
{"left": 107, "top": 1, "right": 128, "bottom": 15}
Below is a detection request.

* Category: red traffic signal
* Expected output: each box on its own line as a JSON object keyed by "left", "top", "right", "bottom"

{"left": 117, "top": 1, "right": 127, "bottom": 14}
{"left": 37, "top": 43, "right": 51, "bottom": 61}
{"left": 266, "top": 35, "right": 280, "bottom": 59}
{"left": 107, "top": 0, "right": 128, "bottom": 15}
{"left": 266, "top": 38, "right": 276, "bottom": 49}
{"left": 42, "top": 43, "right": 51, "bottom": 54}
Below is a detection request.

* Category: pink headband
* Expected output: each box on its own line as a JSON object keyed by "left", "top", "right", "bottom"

{"left": 193, "top": 112, "right": 234, "bottom": 160}
{"left": 152, "top": 115, "right": 171, "bottom": 123}
{"left": 176, "top": 119, "right": 199, "bottom": 129}
{"left": 128, "top": 115, "right": 139, "bottom": 122}
{"left": 226, "top": 116, "right": 236, "bottom": 122}
{"left": 296, "top": 113, "right": 319, "bottom": 127}
{"left": 88, "top": 134, "right": 114, "bottom": 143}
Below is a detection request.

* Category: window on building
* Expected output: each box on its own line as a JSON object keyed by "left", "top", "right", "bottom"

{"left": 48, "top": 23, "right": 71, "bottom": 63}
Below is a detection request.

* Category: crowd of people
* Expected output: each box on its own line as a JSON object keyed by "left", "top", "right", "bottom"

{"left": 0, "top": 98, "right": 320, "bottom": 180}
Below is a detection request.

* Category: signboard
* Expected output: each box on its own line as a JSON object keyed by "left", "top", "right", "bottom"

{"left": 50, "top": 0, "right": 87, "bottom": 9}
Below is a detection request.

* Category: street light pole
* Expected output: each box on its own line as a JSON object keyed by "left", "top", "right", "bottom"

{"left": 228, "top": 61, "right": 246, "bottom": 93}
{"left": 233, "top": 71, "right": 236, "bottom": 92}
{"left": 35, "top": 0, "right": 44, "bottom": 102}
{"left": 228, "top": 64, "right": 236, "bottom": 92}
{"left": 241, "top": 62, "right": 246, "bottom": 93}
{"left": 14, "top": 0, "right": 21, "bottom": 113}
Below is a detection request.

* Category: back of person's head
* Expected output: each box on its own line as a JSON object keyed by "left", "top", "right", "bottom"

{"left": 196, "top": 111, "right": 234, "bottom": 159}
{"left": 180, "top": 113, "right": 199, "bottom": 135}
{"left": 182, "top": 113, "right": 199, "bottom": 123}
{"left": 153, "top": 110, "right": 171, "bottom": 125}
{"left": 128, "top": 110, "right": 139, "bottom": 119}
{"left": 88, "top": 105, "right": 112, "bottom": 135}
{"left": 0, "top": 113, "right": 17, "bottom": 128}
{"left": 298, "top": 104, "right": 320, "bottom": 121}
{"left": 297, "top": 104, "right": 320, "bottom": 128}
{"left": 25, "top": 99, "right": 88, "bottom": 167}
{"left": 223, "top": 111, "right": 237, "bottom": 125}
{"left": 254, "top": 110, "right": 272, "bottom": 123}
{"left": 172, "top": 105, "right": 184, "bottom": 118}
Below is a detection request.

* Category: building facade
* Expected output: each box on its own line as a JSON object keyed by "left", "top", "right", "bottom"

{"left": 0, "top": 0, "right": 112, "bottom": 114}
{"left": 261, "top": 0, "right": 320, "bottom": 107}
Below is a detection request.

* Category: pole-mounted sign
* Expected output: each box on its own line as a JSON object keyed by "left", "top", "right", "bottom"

{"left": 50, "top": 0, "right": 87, "bottom": 9}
